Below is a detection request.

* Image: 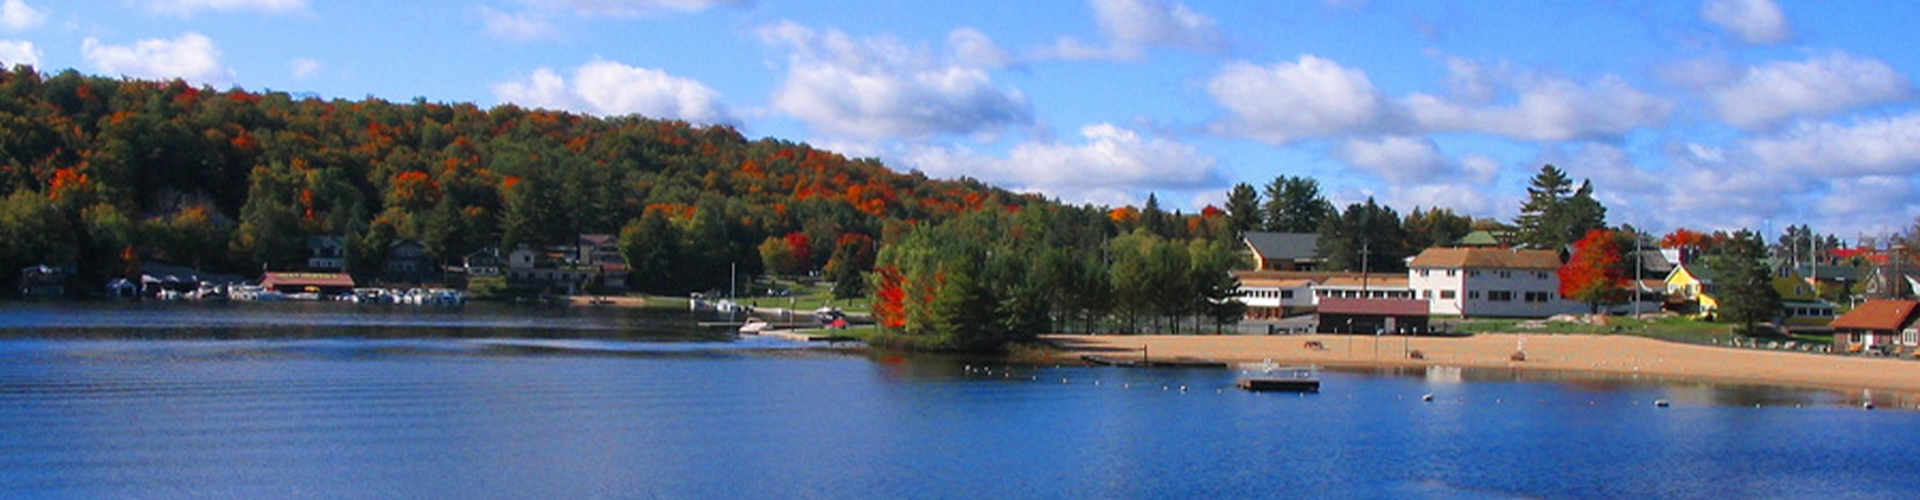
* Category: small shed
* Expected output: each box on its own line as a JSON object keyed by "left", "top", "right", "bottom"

{"left": 1315, "top": 297, "right": 1431, "bottom": 335}
{"left": 261, "top": 272, "right": 357, "bottom": 296}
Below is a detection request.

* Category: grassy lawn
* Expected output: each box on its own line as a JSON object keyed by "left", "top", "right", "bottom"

{"left": 740, "top": 277, "right": 872, "bottom": 314}
{"left": 1445, "top": 315, "right": 1833, "bottom": 347}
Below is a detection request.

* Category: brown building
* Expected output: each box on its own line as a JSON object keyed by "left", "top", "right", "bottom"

{"left": 1831, "top": 299, "right": 1920, "bottom": 355}
{"left": 1315, "top": 297, "right": 1431, "bottom": 335}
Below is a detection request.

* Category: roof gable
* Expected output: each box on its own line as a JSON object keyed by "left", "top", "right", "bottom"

{"left": 1243, "top": 232, "right": 1319, "bottom": 260}
{"left": 1831, "top": 300, "right": 1920, "bottom": 331}
{"left": 1408, "top": 247, "right": 1562, "bottom": 270}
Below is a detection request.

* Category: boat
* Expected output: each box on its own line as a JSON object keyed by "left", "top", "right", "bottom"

{"left": 738, "top": 318, "right": 771, "bottom": 335}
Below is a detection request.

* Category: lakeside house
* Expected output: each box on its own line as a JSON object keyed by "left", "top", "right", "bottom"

{"left": 504, "top": 234, "right": 630, "bottom": 295}
{"left": 1313, "top": 275, "right": 1413, "bottom": 301}
{"left": 1314, "top": 297, "right": 1430, "bottom": 334}
{"left": 1242, "top": 232, "right": 1323, "bottom": 272}
{"left": 1407, "top": 247, "right": 1584, "bottom": 318}
{"left": 1236, "top": 273, "right": 1316, "bottom": 320}
{"left": 384, "top": 239, "right": 432, "bottom": 284}
{"left": 18, "top": 265, "right": 70, "bottom": 298}
{"left": 307, "top": 236, "right": 347, "bottom": 272}
{"left": 1831, "top": 299, "right": 1920, "bottom": 355}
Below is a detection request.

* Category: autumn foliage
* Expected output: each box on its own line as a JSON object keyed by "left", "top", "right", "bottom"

{"left": 1559, "top": 229, "right": 1628, "bottom": 313}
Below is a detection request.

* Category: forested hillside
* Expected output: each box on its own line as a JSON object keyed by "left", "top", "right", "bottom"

{"left": 0, "top": 67, "right": 1040, "bottom": 293}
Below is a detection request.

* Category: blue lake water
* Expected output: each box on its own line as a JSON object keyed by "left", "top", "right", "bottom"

{"left": 2, "top": 302, "right": 1918, "bottom": 499}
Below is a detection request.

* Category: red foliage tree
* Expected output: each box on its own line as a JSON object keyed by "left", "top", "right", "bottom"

{"left": 873, "top": 265, "right": 907, "bottom": 329}
{"left": 1559, "top": 228, "right": 1628, "bottom": 314}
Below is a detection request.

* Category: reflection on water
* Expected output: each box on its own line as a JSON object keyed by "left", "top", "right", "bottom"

{"left": 2, "top": 302, "right": 1919, "bottom": 499}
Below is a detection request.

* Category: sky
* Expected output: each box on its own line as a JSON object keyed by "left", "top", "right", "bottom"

{"left": 4, "top": 0, "right": 1919, "bottom": 242}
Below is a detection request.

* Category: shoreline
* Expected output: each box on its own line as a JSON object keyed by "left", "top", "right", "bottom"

{"left": 1045, "top": 333, "right": 1920, "bottom": 396}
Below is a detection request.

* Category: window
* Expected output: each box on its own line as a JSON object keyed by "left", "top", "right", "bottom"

{"left": 1524, "top": 291, "right": 1550, "bottom": 303}
{"left": 1440, "top": 290, "right": 1456, "bottom": 299}
{"left": 1488, "top": 291, "right": 1513, "bottom": 302}
{"left": 1419, "top": 269, "right": 1431, "bottom": 277}
{"left": 1498, "top": 271, "right": 1512, "bottom": 279}
{"left": 1469, "top": 270, "right": 1482, "bottom": 277}
{"left": 1466, "top": 291, "right": 1479, "bottom": 300}
{"left": 1537, "top": 272, "right": 1549, "bottom": 280}
{"left": 1446, "top": 269, "right": 1457, "bottom": 277}
{"left": 1422, "top": 290, "right": 1433, "bottom": 299}
{"left": 1280, "top": 290, "right": 1293, "bottom": 299}
{"left": 1906, "top": 329, "right": 1918, "bottom": 346}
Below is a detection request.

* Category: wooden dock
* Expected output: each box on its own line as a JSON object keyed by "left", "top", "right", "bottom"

{"left": 1235, "top": 377, "right": 1321, "bottom": 393}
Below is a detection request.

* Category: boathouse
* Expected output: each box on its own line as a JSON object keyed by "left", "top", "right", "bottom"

{"left": 260, "top": 272, "right": 357, "bottom": 296}
{"left": 1315, "top": 297, "right": 1430, "bottom": 335}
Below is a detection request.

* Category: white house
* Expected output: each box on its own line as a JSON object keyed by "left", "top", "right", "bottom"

{"left": 1312, "top": 275, "right": 1413, "bottom": 303}
{"left": 1236, "top": 273, "right": 1316, "bottom": 320}
{"left": 1408, "top": 247, "right": 1585, "bottom": 318}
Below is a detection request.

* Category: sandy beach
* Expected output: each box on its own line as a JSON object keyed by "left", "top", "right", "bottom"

{"left": 1047, "top": 333, "right": 1920, "bottom": 394}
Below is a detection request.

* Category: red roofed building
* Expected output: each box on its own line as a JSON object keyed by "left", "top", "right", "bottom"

{"left": 260, "top": 272, "right": 357, "bottom": 296}
{"left": 1831, "top": 299, "right": 1920, "bottom": 355}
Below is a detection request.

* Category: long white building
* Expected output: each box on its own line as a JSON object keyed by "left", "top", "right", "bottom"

{"left": 1407, "top": 247, "right": 1585, "bottom": 318}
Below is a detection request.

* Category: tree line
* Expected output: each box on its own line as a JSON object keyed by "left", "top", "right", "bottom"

{"left": 0, "top": 66, "right": 1038, "bottom": 295}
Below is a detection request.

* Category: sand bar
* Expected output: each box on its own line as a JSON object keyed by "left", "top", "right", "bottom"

{"left": 1046, "top": 333, "right": 1920, "bottom": 394}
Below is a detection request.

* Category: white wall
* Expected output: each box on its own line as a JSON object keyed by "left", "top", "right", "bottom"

{"left": 1410, "top": 266, "right": 1585, "bottom": 318}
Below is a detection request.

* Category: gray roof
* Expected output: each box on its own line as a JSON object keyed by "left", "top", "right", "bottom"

{"left": 1243, "top": 232, "right": 1320, "bottom": 260}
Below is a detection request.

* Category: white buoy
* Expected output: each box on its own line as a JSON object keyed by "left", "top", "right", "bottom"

{"left": 1421, "top": 393, "right": 1434, "bottom": 402}
{"left": 1654, "top": 399, "right": 1670, "bottom": 408}
{"left": 1863, "top": 401, "right": 1876, "bottom": 410}
{"left": 1179, "top": 385, "right": 1187, "bottom": 393}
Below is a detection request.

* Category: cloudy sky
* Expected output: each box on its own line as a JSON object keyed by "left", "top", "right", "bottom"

{"left": 5, "top": 0, "right": 1919, "bottom": 240}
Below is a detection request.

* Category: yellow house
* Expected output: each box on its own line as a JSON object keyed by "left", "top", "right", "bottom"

{"left": 1665, "top": 263, "right": 1718, "bottom": 316}
{"left": 1665, "top": 261, "right": 1835, "bottom": 324}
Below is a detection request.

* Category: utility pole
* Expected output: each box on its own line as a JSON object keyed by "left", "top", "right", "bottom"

{"left": 1634, "top": 234, "right": 1643, "bottom": 317}
{"left": 1360, "top": 239, "right": 1372, "bottom": 297}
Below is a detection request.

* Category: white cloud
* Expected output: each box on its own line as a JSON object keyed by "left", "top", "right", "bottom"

{"left": 1206, "top": 56, "right": 1388, "bottom": 144}
{"left": 1035, "top": 0, "right": 1219, "bottom": 61}
{"left": 1710, "top": 52, "right": 1912, "bottom": 130}
{"left": 1818, "top": 176, "right": 1913, "bottom": 219}
{"left": 289, "top": 57, "right": 323, "bottom": 79}
{"left": 140, "top": 0, "right": 306, "bottom": 16}
{"left": 482, "top": 7, "right": 554, "bottom": 40}
{"left": 1331, "top": 135, "right": 1452, "bottom": 184}
{"left": 0, "top": 38, "right": 37, "bottom": 66}
{"left": 1383, "top": 183, "right": 1494, "bottom": 217}
{"left": 1402, "top": 59, "right": 1669, "bottom": 141}
{"left": 494, "top": 60, "right": 734, "bottom": 125}
{"left": 82, "top": 33, "right": 231, "bottom": 86}
{"left": 1094, "top": 0, "right": 1218, "bottom": 51}
{"left": 762, "top": 21, "right": 1031, "bottom": 140}
{"left": 1702, "top": 0, "right": 1790, "bottom": 45}
{"left": 1, "top": 0, "right": 46, "bottom": 30}
{"left": 904, "top": 123, "right": 1221, "bottom": 201}
{"left": 948, "top": 28, "right": 1014, "bottom": 70}
{"left": 535, "top": 0, "right": 747, "bottom": 15}
{"left": 1743, "top": 113, "right": 1920, "bottom": 177}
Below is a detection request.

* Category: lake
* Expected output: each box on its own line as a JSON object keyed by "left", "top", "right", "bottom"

{"left": 1, "top": 301, "right": 1917, "bottom": 499}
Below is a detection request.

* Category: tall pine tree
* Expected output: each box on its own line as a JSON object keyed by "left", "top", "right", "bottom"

{"left": 1261, "top": 175, "right": 1333, "bottom": 233}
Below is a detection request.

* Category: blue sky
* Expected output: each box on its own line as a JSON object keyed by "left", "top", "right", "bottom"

{"left": 5, "top": 0, "right": 1920, "bottom": 241}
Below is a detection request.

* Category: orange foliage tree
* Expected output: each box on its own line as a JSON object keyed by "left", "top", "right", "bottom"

{"left": 1559, "top": 229, "right": 1628, "bottom": 313}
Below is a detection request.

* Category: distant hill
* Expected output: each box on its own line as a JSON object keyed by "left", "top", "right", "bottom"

{"left": 0, "top": 66, "right": 1038, "bottom": 292}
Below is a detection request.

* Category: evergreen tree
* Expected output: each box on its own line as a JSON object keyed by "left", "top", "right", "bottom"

{"left": 1708, "top": 230, "right": 1783, "bottom": 334}
{"left": 1515, "top": 164, "right": 1607, "bottom": 249}
{"left": 1224, "top": 183, "right": 1262, "bottom": 236}
{"left": 1141, "top": 193, "right": 1171, "bottom": 238}
{"left": 1403, "top": 207, "right": 1472, "bottom": 251}
{"left": 1317, "top": 198, "right": 1409, "bottom": 273}
{"left": 1261, "top": 175, "right": 1333, "bottom": 233}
